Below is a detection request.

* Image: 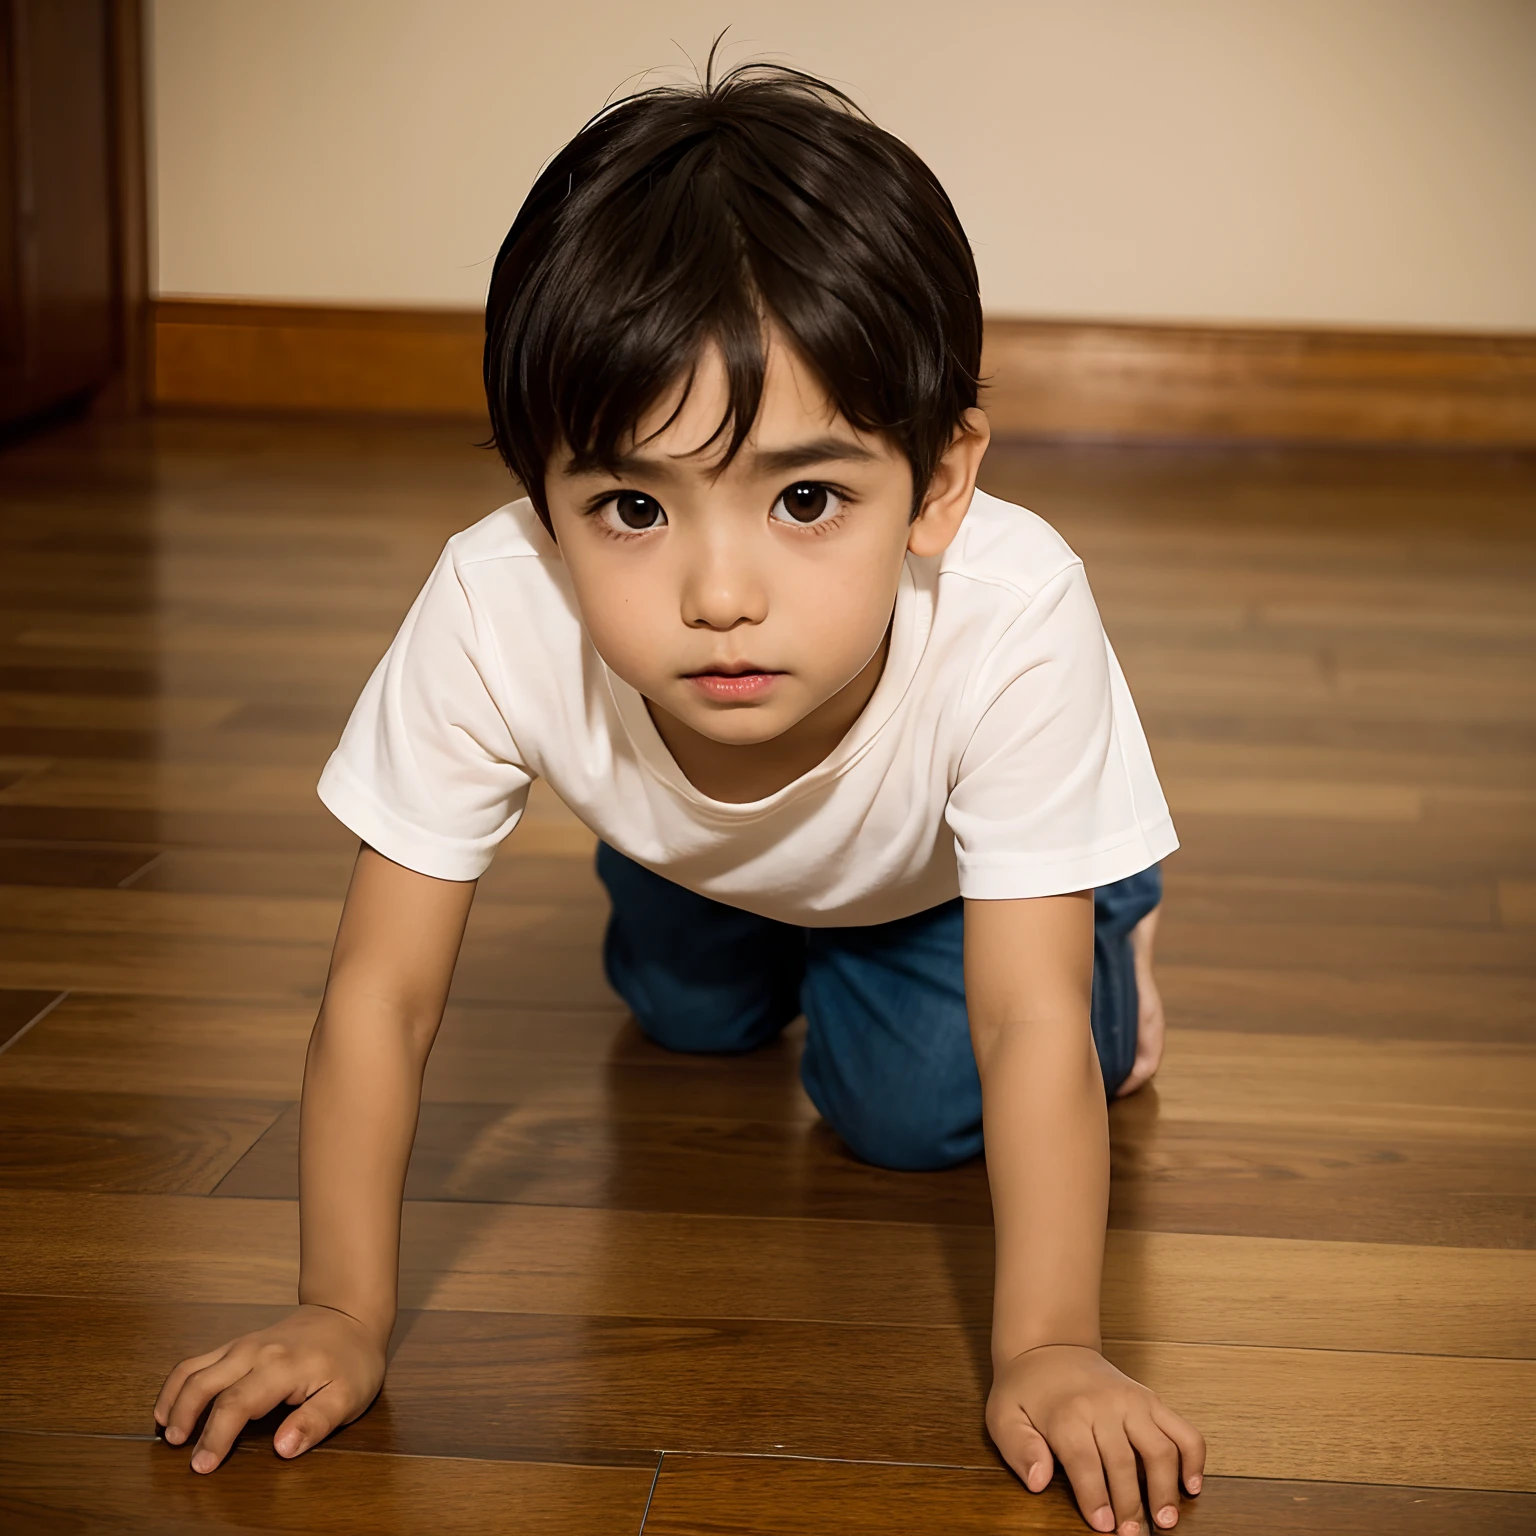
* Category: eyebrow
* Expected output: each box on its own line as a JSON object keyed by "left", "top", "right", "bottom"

{"left": 562, "top": 435, "right": 880, "bottom": 480}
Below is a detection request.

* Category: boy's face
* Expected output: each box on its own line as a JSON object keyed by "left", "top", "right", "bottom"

{"left": 546, "top": 335, "right": 986, "bottom": 751}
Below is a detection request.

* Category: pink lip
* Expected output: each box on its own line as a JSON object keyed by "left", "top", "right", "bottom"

{"left": 686, "top": 669, "right": 783, "bottom": 701}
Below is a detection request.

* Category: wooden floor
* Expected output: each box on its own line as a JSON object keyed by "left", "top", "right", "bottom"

{"left": 0, "top": 414, "right": 1532, "bottom": 1534}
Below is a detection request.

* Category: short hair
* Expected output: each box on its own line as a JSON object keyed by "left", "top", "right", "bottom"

{"left": 484, "top": 62, "right": 982, "bottom": 528}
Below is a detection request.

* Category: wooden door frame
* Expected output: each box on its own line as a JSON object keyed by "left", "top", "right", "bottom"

{"left": 100, "top": 0, "right": 148, "bottom": 413}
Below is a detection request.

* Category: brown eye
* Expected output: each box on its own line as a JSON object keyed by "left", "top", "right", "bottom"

{"left": 771, "top": 483, "right": 839, "bottom": 525}
{"left": 603, "top": 493, "right": 666, "bottom": 532}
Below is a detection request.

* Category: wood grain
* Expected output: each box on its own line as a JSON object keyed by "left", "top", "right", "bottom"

{"left": 153, "top": 299, "right": 489, "bottom": 417}
{"left": 0, "top": 843, "right": 159, "bottom": 888}
{"left": 0, "top": 804, "right": 357, "bottom": 853}
{"left": 4, "top": 1189, "right": 1530, "bottom": 1358}
{"left": 643, "top": 1454, "right": 1536, "bottom": 1536}
{"left": 1160, "top": 810, "right": 1536, "bottom": 885}
{"left": 1152, "top": 917, "right": 1535, "bottom": 976}
{"left": 1145, "top": 1031, "right": 1535, "bottom": 1141}
{"left": 120, "top": 846, "right": 605, "bottom": 903}
{"left": 209, "top": 1087, "right": 1534, "bottom": 1248}
{"left": 1156, "top": 964, "right": 1533, "bottom": 1043}
{"left": 0, "top": 992, "right": 652, "bottom": 1100}
{"left": 0, "top": 917, "right": 614, "bottom": 1004}
{"left": 981, "top": 318, "right": 1536, "bottom": 447}
{"left": 2, "top": 412, "right": 1532, "bottom": 1524}
{"left": 0, "top": 1089, "right": 283, "bottom": 1193}
{"left": 1162, "top": 870, "right": 1500, "bottom": 931}
{"left": 0, "top": 988, "right": 62, "bottom": 1048}
{"left": 0, "top": 1431, "right": 654, "bottom": 1536}
{"left": 3, "top": 1295, "right": 1531, "bottom": 1489}
{"left": 1107, "top": 1113, "right": 1534, "bottom": 1248}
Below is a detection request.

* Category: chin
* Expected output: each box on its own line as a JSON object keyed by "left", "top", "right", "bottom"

{"left": 667, "top": 698, "right": 798, "bottom": 745}
{"left": 689, "top": 712, "right": 796, "bottom": 747}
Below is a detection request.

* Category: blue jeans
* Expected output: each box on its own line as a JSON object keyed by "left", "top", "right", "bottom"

{"left": 596, "top": 844, "right": 1162, "bottom": 1172}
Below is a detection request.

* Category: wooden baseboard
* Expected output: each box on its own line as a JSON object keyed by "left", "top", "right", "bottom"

{"left": 152, "top": 300, "right": 486, "bottom": 416}
{"left": 982, "top": 319, "right": 1536, "bottom": 447}
{"left": 151, "top": 298, "right": 1536, "bottom": 447}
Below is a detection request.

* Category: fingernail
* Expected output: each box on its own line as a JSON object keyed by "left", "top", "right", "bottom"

{"left": 1091, "top": 1511, "right": 1115, "bottom": 1534}
{"left": 163, "top": 1426, "right": 184, "bottom": 1445}
{"left": 1120, "top": 1522, "right": 1141, "bottom": 1536}
{"left": 1157, "top": 1508, "right": 1178, "bottom": 1528}
{"left": 191, "top": 1450, "right": 215, "bottom": 1474}
{"left": 275, "top": 1432, "right": 302, "bottom": 1457}
{"left": 1187, "top": 1475, "right": 1203, "bottom": 1495}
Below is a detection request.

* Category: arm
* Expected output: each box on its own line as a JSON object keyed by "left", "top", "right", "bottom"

{"left": 965, "top": 894, "right": 1204, "bottom": 1534}
{"left": 154, "top": 847, "right": 476, "bottom": 1472}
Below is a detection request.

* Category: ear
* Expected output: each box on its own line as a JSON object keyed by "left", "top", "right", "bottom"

{"left": 907, "top": 408, "right": 991, "bottom": 558}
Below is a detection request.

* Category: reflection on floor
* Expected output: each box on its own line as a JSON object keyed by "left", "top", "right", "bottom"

{"left": 0, "top": 414, "right": 1532, "bottom": 1534}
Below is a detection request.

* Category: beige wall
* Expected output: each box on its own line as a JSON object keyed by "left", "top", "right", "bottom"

{"left": 149, "top": 0, "right": 1536, "bottom": 331}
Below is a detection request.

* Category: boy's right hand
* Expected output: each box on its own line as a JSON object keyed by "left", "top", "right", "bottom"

{"left": 153, "top": 1303, "right": 386, "bottom": 1473}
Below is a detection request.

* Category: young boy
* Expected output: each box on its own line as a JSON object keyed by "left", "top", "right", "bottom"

{"left": 155, "top": 66, "right": 1204, "bottom": 1534}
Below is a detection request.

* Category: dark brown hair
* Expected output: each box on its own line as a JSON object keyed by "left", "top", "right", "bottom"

{"left": 484, "top": 62, "right": 982, "bottom": 527}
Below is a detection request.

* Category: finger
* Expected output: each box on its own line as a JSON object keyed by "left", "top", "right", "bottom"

{"left": 992, "top": 1416, "right": 1055, "bottom": 1493}
{"left": 1093, "top": 1421, "right": 1145, "bottom": 1533}
{"left": 154, "top": 1345, "right": 230, "bottom": 1431}
{"left": 1152, "top": 1402, "right": 1207, "bottom": 1495}
{"left": 274, "top": 1379, "right": 357, "bottom": 1459}
{"left": 1128, "top": 1414, "right": 1182, "bottom": 1528}
{"left": 162, "top": 1352, "right": 251, "bottom": 1448}
{"left": 1054, "top": 1426, "right": 1116, "bottom": 1534}
{"left": 191, "top": 1368, "right": 296, "bottom": 1474}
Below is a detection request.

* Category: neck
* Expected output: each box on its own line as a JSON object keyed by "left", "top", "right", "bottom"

{"left": 648, "top": 629, "right": 891, "bottom": 804}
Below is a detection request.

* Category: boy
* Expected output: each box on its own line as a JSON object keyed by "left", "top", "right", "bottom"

{"left": 154, "top": 66, "right": 1204, "bottom": 1535}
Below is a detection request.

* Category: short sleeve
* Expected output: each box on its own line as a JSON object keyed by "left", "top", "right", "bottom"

{"left": 317, "top": 546, "right": 532, "bottom": 881}
{"left": 945, "top": 563, "right": 1177, "bottom": 899}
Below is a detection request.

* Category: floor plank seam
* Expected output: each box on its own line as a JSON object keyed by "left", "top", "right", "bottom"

{"left": 637, "top": 1451, "right": 663, "bottom": 1535}
{"left": 652, "top": 1449, "right": 1006, "bottom": 1472}
{"left": 116, "top": 850, "right": 166, "bottom": 888}
{"left": 636, "top": 1448, "right": 1536, "bottom": 1498}
{"left": 0, "top": 989, "right": 67, "bottom": 1053}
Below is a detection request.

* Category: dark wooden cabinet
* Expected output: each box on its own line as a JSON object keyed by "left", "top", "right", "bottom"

{"left": 0, "top": 0, "right": 126, "bottom": 427}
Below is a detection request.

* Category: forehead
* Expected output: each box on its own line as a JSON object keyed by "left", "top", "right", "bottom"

{"left": 626, "top": 334, "right": 894, "bottom": 471}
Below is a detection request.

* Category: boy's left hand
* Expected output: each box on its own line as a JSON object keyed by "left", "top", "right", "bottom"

{"left": 986, "top": 1342, "right": 1205, "bottom": 1533}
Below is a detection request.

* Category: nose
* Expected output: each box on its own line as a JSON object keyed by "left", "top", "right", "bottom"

{"left": 678, "top": 527, "right": 767, "bottom": 632}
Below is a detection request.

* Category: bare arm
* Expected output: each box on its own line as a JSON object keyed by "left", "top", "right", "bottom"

{"left": 297, "top": 846, "right": 476, "bottom": 1336}
{"left": 966, "top": 892, "right": 1107, "bottom": 1358}
{"left": 154, "top": 847, "right": 476, "bottom": 1472}
{"left": 966, "top": 894, "right": 1204, "bottom": 1534}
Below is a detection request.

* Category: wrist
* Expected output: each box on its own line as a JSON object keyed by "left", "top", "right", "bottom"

{"left": 992, "top": 1328, "right": 1102, "bottom": 1370}
{"left": 297, "top": 1293, "right": 395, "bottom": 1350}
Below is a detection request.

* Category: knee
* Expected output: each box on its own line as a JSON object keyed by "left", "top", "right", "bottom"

{"left": 815, "top": 1085, "right": 981, "bottom": 1171}
{"left": 630, "top": 996, "right": 773, "bottom": 1055}
{"left": 608, "top": 939, "right": 794, "bottom": 1055}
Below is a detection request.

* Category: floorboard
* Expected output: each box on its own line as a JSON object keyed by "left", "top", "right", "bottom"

{"left": 0, "top": 1089, "right": 284, "bottom": 1193}
{"left": 0, "top": 1431, "right": 654, "bottom": 1536}
{"left": 1, "top": 417, "right": 1531, "bottom": 1528}
{"left": 642, "top": 1454, "right": 1536, "bottom": 1536}
{"left": 3, "top": 1189, "right": 1531, "bottom": 1357}
{"left": 5, "top": 1293, "right": 1532, "bottom": 1488}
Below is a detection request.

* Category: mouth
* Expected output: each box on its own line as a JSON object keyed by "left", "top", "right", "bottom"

{"left": 684, "top": 664, "right": 785, "bottom": 701}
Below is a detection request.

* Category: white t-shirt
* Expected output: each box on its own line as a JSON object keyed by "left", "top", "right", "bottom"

{"left": 318, "top": 488, "right": 1176, "bottom": 927}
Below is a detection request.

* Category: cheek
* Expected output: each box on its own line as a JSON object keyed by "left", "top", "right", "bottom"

{"left": 775, "top": 532, "right": 906, "bottom": 659}
{"left": 565, "top": 555, "right": 674, "bottom": 678}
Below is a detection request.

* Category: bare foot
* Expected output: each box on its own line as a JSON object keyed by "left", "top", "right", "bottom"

{"left": 1116, "top": 906, "right": 1164, "bottom": 1097}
